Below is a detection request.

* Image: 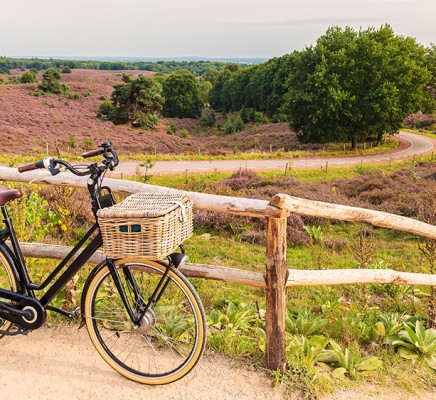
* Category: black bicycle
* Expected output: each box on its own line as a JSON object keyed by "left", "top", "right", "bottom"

{"left": 0, "top": 141, "right": 206, "bottom": 384}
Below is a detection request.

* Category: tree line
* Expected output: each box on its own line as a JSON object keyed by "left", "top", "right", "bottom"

{"left": 3, "top": 25, "right": 434, "bottom": 149}
{"left": 97, "top": 25, "right": 435, "bottom": 148}
{"left": 0, "top": 57, "right": 232, "bottom": 76}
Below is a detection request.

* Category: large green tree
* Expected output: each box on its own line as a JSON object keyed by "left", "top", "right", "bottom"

{"left": 99, "top": 74, "right": 163, "bottom": 126}
{"left": 283, "top": 25, "right": 434, "bottom": 149}
{"left": 162, "top": 70, "right": 203, "bottom": 118}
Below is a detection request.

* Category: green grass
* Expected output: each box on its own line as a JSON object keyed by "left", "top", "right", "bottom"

{"left": 0, "top": 136, "right": 399, "bottom": 165}
{"left": 144, "top": 153, "right": 435, "bottom": 188}
{"left": 3, "top": 138, "right": 435, "bottom": 397}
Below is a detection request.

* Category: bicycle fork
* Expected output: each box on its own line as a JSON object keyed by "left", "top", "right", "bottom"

{"left": 107, "top": 253, "right": 187, "bottom": 330}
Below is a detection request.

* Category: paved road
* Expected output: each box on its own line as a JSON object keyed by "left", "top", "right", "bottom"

{"left": 111, "top": 132, "right": 435, "bottom": 177}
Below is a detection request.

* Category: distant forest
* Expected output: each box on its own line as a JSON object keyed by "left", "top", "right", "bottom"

{"left": 0, "top": 57, "right": 234, "bottom": 76}
{"left": 1, "top": 25, "right": 435, "bottom": 150}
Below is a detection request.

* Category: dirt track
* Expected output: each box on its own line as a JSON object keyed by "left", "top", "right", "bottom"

{"left": 0, "top": 325, "right": 284, "bottom": 400}
{"left": 1, "top": 325, "right": 436, "bottom": 399}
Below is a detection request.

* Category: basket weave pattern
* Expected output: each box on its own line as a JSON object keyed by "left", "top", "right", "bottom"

{"left": 97, "top": 193, "right": 193, "bottom": 259}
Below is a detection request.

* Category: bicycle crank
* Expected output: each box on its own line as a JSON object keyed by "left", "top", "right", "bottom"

{"left": 0, "top": 289, "right": 46, "bottom": 330}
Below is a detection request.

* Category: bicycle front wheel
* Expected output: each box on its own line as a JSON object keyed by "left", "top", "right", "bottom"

{"left": 83, "top": 258, "right": 206, "bottom": 384}
{"left": 0, "top": 249, "right": 18, "bottom": 337}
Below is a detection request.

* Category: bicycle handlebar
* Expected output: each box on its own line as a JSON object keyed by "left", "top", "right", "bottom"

{"left": 18, "top": 159, "right": 46, "bottom": 173}
{"left": 82, "top": 149, "right": 101, "bottom": 158}
{"left": 17, "top": 141, "right": 119, "bottom": 177}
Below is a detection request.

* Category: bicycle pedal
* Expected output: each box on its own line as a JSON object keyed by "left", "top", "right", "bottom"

{"left": 0, "top": 326, "right": 29, "bottom": 336}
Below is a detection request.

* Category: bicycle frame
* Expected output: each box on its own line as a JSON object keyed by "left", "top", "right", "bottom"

{"left": 0, "top": 203, "right": 103, "bottom": 309}
{"left": 0, "top": 201, "right": 176, "bottom": 328}
{"left": 0, "top": 142, "right": 182, "bottom": 331}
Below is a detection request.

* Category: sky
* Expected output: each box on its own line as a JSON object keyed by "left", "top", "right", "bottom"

{"left": 0, "top": 0, "right": 435, "bottom": 60}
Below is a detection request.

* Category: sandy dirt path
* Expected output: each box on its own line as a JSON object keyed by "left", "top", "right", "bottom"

{"left": 0, "top": 325, "right": 284, "bottom": 400}
{"left": 110, "top": 132, "right": 436, "bottom": 177}
{"left": 1, "top": 326, "right": 436, "bottom": 399}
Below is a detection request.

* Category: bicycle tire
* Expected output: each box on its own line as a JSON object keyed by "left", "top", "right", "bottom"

{"left": 0, "top": 249, "right": 18, "bottom": 337}
{"left": 83, "top": 258, "right": 206, "bottom": 384}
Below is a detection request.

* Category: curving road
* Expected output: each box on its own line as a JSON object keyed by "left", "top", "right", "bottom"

{"left": 112, "top": 132, "right": 435, "bottom": 176}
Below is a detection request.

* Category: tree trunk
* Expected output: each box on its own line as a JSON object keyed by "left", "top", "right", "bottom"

{"left": 351, "top": 136, "right": 358, "bottom": 150}
{"left": 376, "top": 132, "right": 383, "bottom": 146}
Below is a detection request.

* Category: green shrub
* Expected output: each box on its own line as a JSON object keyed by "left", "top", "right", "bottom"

{"left": 39, "top": 68, "right": 69, "bottom": 94}
{"left": 61, "top": 66, "right": 72, "bottom": 73}
{"left": 180, "top": 128, "right": 189, "bottom": 138}
{"left": 132, "top": 112, "right": 159, "bottom": 130}
{"left": 167, "top": 121, "right": 176, "bottom": 134}
{"left": 69, "top": 135, "right": 78, "bottom": 149}
{"left": 83, "top": 138, "right": 94, "bottom": 150}
{"left": 68, "top": 92, "right": 80, "bottom": 100}
{"left": 224, "top": 115, "right": 244, "bottom": 134}
{"left": 224, "top": 119, "right": 236, "bottom": 134}
{"left": 233, "top": 115, "right": 244, "bottom": 131}
{"left": 253, "top": 111, "right": 268, "bottom": 124}
{"left": 201, "top": 110, "right": 216, "bottom": 127}
{"left": 20, "top": 71, "right": 38, "bottom": 84}
{"left": 387, "top": 320, "right": 436, "bottom": 369}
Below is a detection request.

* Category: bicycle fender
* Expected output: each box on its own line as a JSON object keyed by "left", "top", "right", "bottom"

{"left": 79, "top": 258, "right": 109, "bottom": 327}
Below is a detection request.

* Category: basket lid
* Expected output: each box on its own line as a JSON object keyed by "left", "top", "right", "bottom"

{"left": 97, "top": 193, "right": 191, "bottom": 219}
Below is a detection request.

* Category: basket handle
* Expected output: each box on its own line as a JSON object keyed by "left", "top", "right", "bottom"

{"left": 171, "top": 201, "right": 187, "bottom": 222}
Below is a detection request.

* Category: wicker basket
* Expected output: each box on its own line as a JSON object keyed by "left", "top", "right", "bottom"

{"left": 97, "top": 193, "right": 193, "bottom": 259}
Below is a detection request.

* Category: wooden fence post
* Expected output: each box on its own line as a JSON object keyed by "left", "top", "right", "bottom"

{"left": 265, "top": 217, "right": 288, "bottom": 373}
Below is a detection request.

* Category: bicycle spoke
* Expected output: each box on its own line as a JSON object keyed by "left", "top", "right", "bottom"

{"left": 84, "top": 260, "right": 205, "bottom": 383}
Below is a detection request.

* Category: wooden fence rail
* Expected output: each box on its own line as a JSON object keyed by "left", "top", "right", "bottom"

{"left": 1, "top": 166, "right": 435, "bottom": 373}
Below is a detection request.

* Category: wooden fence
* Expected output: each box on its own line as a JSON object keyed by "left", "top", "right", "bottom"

{"left": 1, "top": 166, "right": 436, "bottom": 372}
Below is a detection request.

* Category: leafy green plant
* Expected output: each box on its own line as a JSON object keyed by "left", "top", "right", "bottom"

{"left": 286, "top": 335, "right": 330, "bottom": 365}
{"left": 388, "top": 320, "right": 436, "bottom": 369}
{"left": 285, "top": 308, "right": 327, "bottom": 336}
{"left": 318, "top": 340, "right": 383, "bottom": 378}
{"left": 303, "top": 226, "right": 324, "bottom": 243}
{"left": 380, "top": 313, "right": 420, "bottom": 341}
{"left": 207, "top": 301, "right": 264, "bottom": 356}
{"left": 7, "top": 188, "right": 66, "bottom": 242}
{"left": 136, "top": 158, "right": 155, "bottom": 182}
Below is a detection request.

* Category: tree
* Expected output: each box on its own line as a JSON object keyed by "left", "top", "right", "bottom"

{"left": 199, "top": 79, "right": 212, "bottom": 106}
{"left": 39, "top": 68, "right": 68, "bottom": 94}
{"left": 162, "top": 70, "right": 203, "bottom": 118}
{"left": 283, "top": 25, "right": 434, "bottom": 149}
{"left": 98, "top": 74, "right": 163, "bottom": 127}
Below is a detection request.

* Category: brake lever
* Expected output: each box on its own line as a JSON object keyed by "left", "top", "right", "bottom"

{"left": 47, "top": 159, "right": 61, "bottom": 176}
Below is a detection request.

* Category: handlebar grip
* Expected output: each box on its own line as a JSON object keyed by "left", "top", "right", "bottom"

{"left": 82, "top": 149, "right": 101, "bottom": 158}
{"left": 18, "top": 160, "right": 45, "bottom": 173}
